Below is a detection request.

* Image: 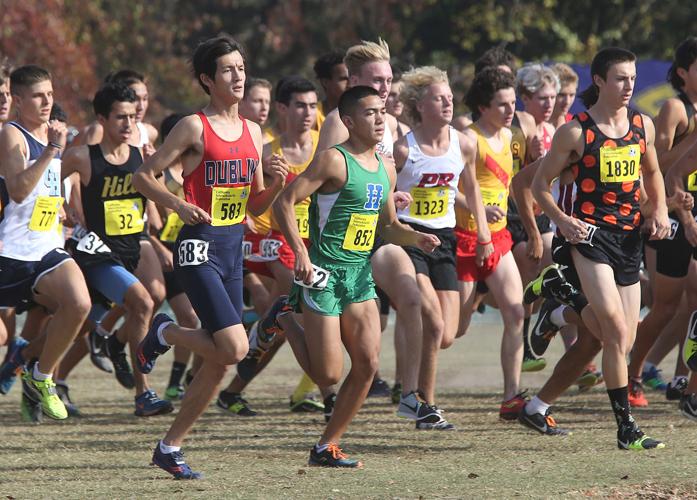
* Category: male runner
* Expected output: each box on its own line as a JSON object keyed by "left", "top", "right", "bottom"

{"left": 550, "top": 63, "right": 579, "bottom": 129}
{"left": 60, "top": 82, "right": 172, "bottom": 416}
{"left": 0, "top": 65, "right": 91, "bottom": 419}
{"left": 313, "top": 51, "right": 349, "bottom": 130}
{"left": 133, "top": 34, "right": 289, "bottom": 479}
{"left": 532, "top": 47, "right": 669, "bottom": 450}
{"left": 273, "top": 85, "right": 440, "bottom": 467}
{"left": 385, "top": 74, "right": 411, "bottom": 138}
{"left": 240, "top": 77, "right": 274, "bottom": 145}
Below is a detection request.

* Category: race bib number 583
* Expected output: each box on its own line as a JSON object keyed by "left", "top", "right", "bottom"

{"left": 177, "top": 239, "right": 209, "bottom": 267}
{"left": 211, "top": 186, "right": 248, "bottom": 226}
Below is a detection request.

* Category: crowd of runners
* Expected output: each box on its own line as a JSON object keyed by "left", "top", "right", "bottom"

{"left": 1, "top": 32, "right": 697, "bottom": 477}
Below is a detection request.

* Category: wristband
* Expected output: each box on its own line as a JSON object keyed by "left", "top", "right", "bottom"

{"left": 48, "top": 141, "right": 63, "bottom": 151}
{"left": 477, "top": 240, "right": 491, "bottom": 246}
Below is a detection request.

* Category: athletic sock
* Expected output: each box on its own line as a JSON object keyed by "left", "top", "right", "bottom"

{"left": 550, "top": 305, "right": 568, "bottom": 328}
{"left": 168, "top": 362, "right": 187, "bottom": 387}
{"left": 567, "top": 291, "right": 589, "bottom": 316}
{"left": 156, "top": 321, "right": 172, "bottom": 347}
{"left": 107, "top": 334, "right": 125, "bottom": 354}
{"left": 291, "top": 372, "right": 318, "bottom": 403}
{"left": 160, "top": 440, "right": 181, "bottom": 454}
{"left": 525, "top": 395, "right": 550, "bottom": 416}
{"left": 95, "top": 324, "right": 111, "bottom": 338}
{"left": 522, "top": 317, "right": 533, "bottom": 358}
{"left": 315, "top": 442, "right": 329, "bottom": 453}
{"left": 32, "top": 364, "right": 51, "bottom": 381}
{"left": 607, "top": 386, "right": 633, "bottom": 428}
{"left": 218, "top": 390, "right": 240, "bottom": 405}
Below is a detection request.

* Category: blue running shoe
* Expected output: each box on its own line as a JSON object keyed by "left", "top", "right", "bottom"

{"left": 135, "top": 390, "right": 174, "bottom": 417}
{"left": 641, "top": 364, "right": 667, "bottom": 391}
{"left": 136, "top": 313, "right": 173, "bottom": 374}
{"left": 0, "top": 337, "right": 28, "bottom": 395}
{"left": 151, "top": 442, "right": 202, "bottom": 479}
{"left": 308, "top": 443, "right": 363, "bottom": 468}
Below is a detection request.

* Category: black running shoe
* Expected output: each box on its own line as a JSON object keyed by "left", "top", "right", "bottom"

{"left": 217, "top": 391, "right": 258, "bottom": 416}
{"left": 680, "top": 393, "right": 697, "bottom": 421}
{"left": 56, "top": 382, "right": 83, "bottom": 418}
{"left": 367, "top": 377, "right": 391, "bottom": 398}
{"left": 530, "top": 299, "right": 561, "bottom": 358}
{"left": 617, "top": 422, "right": 664, "bottom": 450}
{"left": 258, "top": 295, "right": 292, "bottom": 343}
{"left": 105, "top": 335, "right": 135, "bottom": 389}
{"left": 88, "top": 330, "right": 113, "bottom": 373}
{"left": 666, "top": 376, "right": 688, "bottom": 401}
{"left": 524, "top": 264, "right": 582, "bottom": 307}
{"left": 415, "top": 403, "right": 455, "bottom": 430}
{"left": 323, "top": 393, "right": 336, "bottom": 423}
{"left": 518, "top": 408, "right": 570, "bottom": 435}
{"left": 308, "top": 443, "right": 362, "bottom": 468}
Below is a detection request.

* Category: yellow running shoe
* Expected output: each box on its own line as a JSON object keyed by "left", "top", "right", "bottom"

{"left": 22, "top": 372, "right": 68, "bottom": 420}
{"left": 683, "top": 311, "right": 697, "bottom": 371}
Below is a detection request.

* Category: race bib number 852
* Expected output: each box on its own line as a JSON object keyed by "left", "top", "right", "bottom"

{"left": 342, "top": 213, "right": 378, "bottom": 251}
{"left": 177, "top": 239, "right": 209, "bottom": 267}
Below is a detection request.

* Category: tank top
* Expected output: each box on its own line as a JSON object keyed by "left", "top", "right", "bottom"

{"left": 135, "top": 122, "right": 150, "bottom": 148}
{"left": 249, "top": 130, "right": 319, "bottom": 236}
{"left": 310, "top": 145, "right": 390, "bottom": 265}
{"left": 76, "top": 145, "right": 145, "bottom": 268}
{"left": 396, "top": 127, "right": 463, "bottom": 229}
{"left": 456, "top": 124, "right": 513, "bottom": 233}
{"left": 377, "top": 122, "right": 394, "bottom": 157}
{"left": 510, "top": 114, "right": 527, "bottom": 176}
{"left": 315, "top": 101, "right": 326, "bottom": 131}
{"left": 0, "top": 122, "right": 64, "bottom": 261}
{"left": 183, "top": 112, "right": 259, "bottom": 228}
{"left": 571, "top": 109, "right": 644, "bottom": 231}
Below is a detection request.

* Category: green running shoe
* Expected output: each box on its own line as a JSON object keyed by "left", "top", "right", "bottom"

{"left": 164, "top": 384, "right": 185, "bottom": 401}
{"left": 217, "top": 392, "right": 258, "bottom": 416}
{"left": 683, "top": 310, "right": 697, "bottom": 371}
{"left": 617, "top": 423, "right": 665, "bottom": 451}
{"left": 22, "top": 372, "right": 68, "bottom": 420}
{"left": 522, "top": 356, "right": 546, "bottom": 372}
{"left": 391, "top": 382, "right": 402, "bottom": 405}
{"left": 289, "top": 395, "right": 324, "bottom": 413}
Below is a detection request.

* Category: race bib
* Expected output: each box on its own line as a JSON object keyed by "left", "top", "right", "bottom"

{"left": 177, "top": 239, "right": 209, "bottom": 267}
{"left": 242, "top": 240, "right": 252, "bottom": 259}
{"left": 160, "top": 212, "right": 184, "bottom": 243}
{"left": 343, "top": 213, "right": 378, "bottom": 251}
{"left": 76, "top": 231, "right": 111, "bottom": 255}
{"left": 104, "top": 198, "right": 144, "bottom": 236}
{"left": 28, "top": 196, "right": 63, "bottom": 232}
{"left": 293, "top": 263, "right": 330, "bottom": 290}
{"left": 409, "top": 187, "right": 449, "bottom": 220}
{"left": 600, "top": 144, "right": 640, "bottom": 183}
{"left": 480, "top": 188, "right": 508, "bottom": 210}
{"left": 687, "top": 171, "right": 697, "bottom": 192}
{"left": 211, "top": 186, "right": 248, "bottom": 226}
{"left": 295, "top": 204, "right": 310, "bottom": 238}
{"left": 70, "top": 224, "right": 90, "bottom": 242}
{"left": 667, "top": 217, "right": 680, "bottom": 241}
{"left": 260, "top": 238, "right": 283, "bottom": 259}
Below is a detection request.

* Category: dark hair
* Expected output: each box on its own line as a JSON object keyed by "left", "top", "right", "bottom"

{"left": 475, "top": 44, "right": 517, "bottom": 75}
{"left": 160, "top": 113, "right": 187, "bottom": 140}
{"left": 93, "top": 83, "right": 136, "bottom": 118}
{"left": 244, "top": 77, "right": 272, "bottom": 97}
{"left": 273, "top": 75, "right": 298, "bottom": 103}
{"left": 338, "top": 85, "right": 381, "bottom": 117}
{"left": 50, "top": 103, "right": 67, "bottom": 123}
{"left": 580, "top": 47, "right": 636, "bottom": 107}
{"left": 277, "top": 77, "right": 316, "bottom": 105}
{"left": 0, "top": 58, "right": 12, "bottom": 87}
{"left": 314, "top": 51, "right": 345, "bottom": 80}
{"left": 465, "top": 67, "right": 516, "bottom": 111}
{"left": 668, "top": 37, "right": 697, "bottom": 91}
{"left": 10, "top": 65, "right": 51, "bottom": 95}
{"left": 104, "top": 69, "right": 145, "bottom": 87}
{"left": 192, "top": 33, "right": 246, "bottom": 94}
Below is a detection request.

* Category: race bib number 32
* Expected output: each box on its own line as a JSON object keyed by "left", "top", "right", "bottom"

{"left": 343, "top": 213, "right": 378, "bottom": 251}
{"left": 104, "top": 198, "right": 144, "bottom": 236}
{"left": 211, "top": 186, "right": 248, "bottom": 227}
{"left": 29, "top": 196, "right": 63, "bottom": 232}
{"left": 177, "top": 239, "right": 209, "bottom": 267}
{"left": 600, "top": 144, "right": 640, "bottom": 183}
{"left": 409, "top": 187, "right": 448, "bottom": 220}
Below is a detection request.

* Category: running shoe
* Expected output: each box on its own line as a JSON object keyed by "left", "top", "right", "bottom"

{"left": 679, "top": 393, "right": 697, "bottom": 421}
{"left": 237, "top": 322, "right": 266, "bottom": 381}
{"left": 88, "top": 329, "right": 113, "bottom": 373}
{"left": 20, "top": 390, "right": 42, "bottom": 423}
{"left": 524, "top": 264, "right": 575, "bottom": 304}
{"left": 56, "top": 381, "right": 82, "bottom": 418}
{"left": 105, "top": 335, "right": 135, "bottom": 389}
{"left": 308, "top": 443, "right": 362, "bottom": 468}
{"left": 684, "top": 310, "right": 697, "bottom": 371}
{"left": 522, "top": 356, "right": 547, "bottom": 372}
{"left": 518, "top": 408, "right": 571, "bottom": 436}
{"left": 415, "top": 406, "right": 455, "bottom": 430}
{"left": 641, "top": 365, "right": 667, "bottom": 391}
{"left": 216, "top": 392, "right": 258, "bottom": 416}
{"left": 151, "top": 442, "right": 202, "bottom": 479}
{"left": 134, "top": 389, "right": 174, "bottom": 417}
{"left": 184, "top": 369, "right": 194, "bottom": 388}
{"left": 577, "top": 367, "right": 603, "bottom": 393}
{"left": 628, "top": 378, "right": 648, "bottom": 408}
{"left": 289, "top": 395, "right": 324, "bottom": 413}
{"left": 21, "top": 371, "right": 68, "bottom": 420}
{"left": 391, "top": 382, "right": 402, "bottom": 405}
{"left": 617, "top": 422, "right": 664, "bottom": 450}
{"left": 367, "top": 377, "right": 391, "bottom": 398}
{"left": 323, "top": 393, "right": 336, "bottom": 423}
{"left": 529, "top": 299, "right": 561, "bottom": 358}
{"left": 165, "top": 384, "right": 185, "bottom": 401}
{"left": 0, "top": 336, "right": 28, "bottom": 395}
{"left": 136, "top": 313, "right": 173, "bottom": 375}
{"left": 258, "top": 295, "right": 292, "bottom": 343}
{"left": 666, "top": 376, "right": 688, "bottom": 401}
{"left": 500, "top": 391, "right": 528, "bottom": 421}
{"left": 397, "top": 391, "right": 439, "bottom": 421}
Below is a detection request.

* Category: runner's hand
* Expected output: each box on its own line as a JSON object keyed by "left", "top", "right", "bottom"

{"left": 475, "top": 241, "right": 494, "bottom": 267}
{"left": 558, "top": 215, "right": 588, "bottom": 244}
{"left": 485, "top": 205, "right": 505, "bottom": 223}
{"left": 47, "top": 120, "right": 68, "bottom": 149}
{"left": 526, "top": 230, "right": 544, "bottom": 261}
{"left": 529, "top": 133, "right": 545, "bottom": 161}
{"left": 267, "top": 154, "right": 289, "bottom": 188}
{"left": 294, "top": 250, "right": 314, "bottom": 285}
{"left": 414, "top": 232, "right": 440, "bottom": 253}
{"left": 142, "top": 143, "right": 156, "bottom": 160}
{"left": 176, "top": 201, "right": 211, "bottom": 225}
{"left": 645, "top": 211, "right": 670, "bottom": 240}
{"left": 393, "top": 191, "right": 412, "bottom": 210}
{"left": 685, "top": 221, "right": 697, "bottom": 247}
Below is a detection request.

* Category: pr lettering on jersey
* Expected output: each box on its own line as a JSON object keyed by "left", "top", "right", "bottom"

{"left": 364, "top": 183, "right": 384, "bottom": 210}
{"left": 417, "top": 173, "right": 455, "bottom": 188}
{"left": 204, "top": 158, "right": 258, "bottom": 186}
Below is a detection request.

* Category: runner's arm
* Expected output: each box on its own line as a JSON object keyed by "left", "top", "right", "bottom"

{"left": 665, "top": 137, "right": 697, "bottom": 226}
{"left": 511, "top": 157, "right": 543, "bottom": 257}
{"left": 655, "top": 98, "right": 697, "bottom": 173}
{"left": 641, "top": 117, "right": 669, "bottom": 240}
{"left": 246, "top": 120, "right": 287, "bottom": 216}
{"left": 459, "top": 130, "right": 491, "bottom": 244}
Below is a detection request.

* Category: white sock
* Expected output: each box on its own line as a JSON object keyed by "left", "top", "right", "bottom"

{"left": 550, "top": 305, "right": 568, "bottom": 328}
{"left": 159, "top": 440, "right": 181, "bottom": 454}
{"left": 156, "top": 321, "right": 173, "bottom": 347}
{"left": 56, "top": 379, "right": 67, "bottom": 386}
{"left": 525, "top": 395, "right": 550, "bottom": 416}
{"left": 672, "top": 376, "right": 687, "bottom": 385}
{"left": 95, "top": 324, "right": 111, "bottom": 338}
{"left": 32, "top": 364, "right": 51, "bottom": 381}
{"left": 315, "top": 442, "right": 329, "bottom": 453}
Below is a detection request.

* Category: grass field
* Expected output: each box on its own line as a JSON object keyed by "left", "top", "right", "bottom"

{"left": 1, "top": 309, "right": 696, "bottom": 499}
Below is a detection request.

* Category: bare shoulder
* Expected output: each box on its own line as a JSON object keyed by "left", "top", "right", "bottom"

{"left": 245, "top": 118, "right": 262, "bottom": 139}
{"left": 516, "top": 110, "right": 536, "bottom": 135}
{"left": 144, "top": 122, "right": 159, "bottom": 144}
{"left": 452, "top": 114, "right": 472, "bottom": 132}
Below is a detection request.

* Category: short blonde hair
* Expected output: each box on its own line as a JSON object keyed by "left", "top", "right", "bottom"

{"left": 516, "top": 63, "right": 560, "bottom": 97}
{"left": 551, "top": 63, "right": 579, "bottom": 88}
{"left": 400, "top": 66, "right": 449, "bottom": 123}
{"left": 344, "top": 39, "right": 390, "bottom": 77}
